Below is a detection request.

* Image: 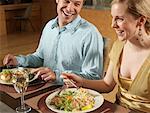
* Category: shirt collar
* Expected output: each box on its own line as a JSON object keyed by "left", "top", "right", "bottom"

{"left": 51, "top": 18, "right": 59, "bottom": 29}
{"left": 51, "top": 15, "right": 82, "bottom": 33}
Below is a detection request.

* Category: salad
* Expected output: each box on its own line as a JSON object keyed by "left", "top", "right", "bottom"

{"left": 49, "top": 88, "right": 96, "bottom": 112}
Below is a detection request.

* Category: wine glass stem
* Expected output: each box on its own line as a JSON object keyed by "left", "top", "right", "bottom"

{"left": 21, "top": 92, "right": 25, "bottom": 109}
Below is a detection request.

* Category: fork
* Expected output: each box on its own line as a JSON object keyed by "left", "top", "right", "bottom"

{"left": 64, "top": 78, "right": 78, "bottom": 88}
{"left": 57, "top": 85, "right": 68, "bottom": 95}
{"left": 57, "top": 78, "right": 79, "bottom": 95}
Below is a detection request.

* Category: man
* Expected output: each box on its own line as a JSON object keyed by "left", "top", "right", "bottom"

{"left": 3, "top": 0, "right": 104, "bottom": 84}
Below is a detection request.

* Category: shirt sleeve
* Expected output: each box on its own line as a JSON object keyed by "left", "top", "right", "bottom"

{"left": 65, "top": 28, "right": 104, "bottom": 80}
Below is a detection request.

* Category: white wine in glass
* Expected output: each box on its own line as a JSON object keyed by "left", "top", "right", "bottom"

{"left": 13, "top": 68, "right": 31, "bottom": 113}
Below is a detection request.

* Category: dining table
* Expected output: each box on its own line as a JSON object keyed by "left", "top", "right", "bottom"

{"left": 0, "top": 67, "right": 141, "bottom": 113}
{"left": 0, "top": 83, "right": 139, "bottom": 113}
{"left": 0, "top": 80, "right": 62, "bottom": 112}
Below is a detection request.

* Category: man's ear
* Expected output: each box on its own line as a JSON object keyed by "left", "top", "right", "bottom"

{"left": 56, "top": 0, "right": 59, "bottom": 3}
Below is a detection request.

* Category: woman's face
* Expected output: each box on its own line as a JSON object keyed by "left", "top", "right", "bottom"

{"left": 111, "top": 3, "right": 139, "bottom": 41}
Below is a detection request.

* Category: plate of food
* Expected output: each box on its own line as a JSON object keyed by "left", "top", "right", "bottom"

{"left": 0, "top": 67, "right": 38, "bottom": 85}
{"left": 45, "top": 87, "right": 104, "bottom": 113}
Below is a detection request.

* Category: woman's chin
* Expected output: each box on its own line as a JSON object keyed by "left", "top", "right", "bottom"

{"left": 118, "top": 36, "right": 126, "bottom": 41}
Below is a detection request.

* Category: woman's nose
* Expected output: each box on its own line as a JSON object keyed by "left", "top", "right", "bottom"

{"left": 111, "top": 20, "right": 118, "bottom": 28}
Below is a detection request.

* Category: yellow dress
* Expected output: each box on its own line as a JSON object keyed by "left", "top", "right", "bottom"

{"left": 109, "top": 40, "right": 150, "bottom": 112}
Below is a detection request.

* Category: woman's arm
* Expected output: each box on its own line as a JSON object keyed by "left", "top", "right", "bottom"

{"left": 83, "top": 61, "right": 116, "bottom": 93}
{"left": 62, "top": 61, "right": 116, "bottom": 93}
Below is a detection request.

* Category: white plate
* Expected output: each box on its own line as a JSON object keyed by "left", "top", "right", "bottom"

{"left": 0, "top": 68, "right": 38, "bottom": 85}
{"left": 0, "top": 75, "right": 37, "bottom": 85}
{"left": 0, "top": 79, "right": 13, "bottom": 85}
{"left": 45, "top": 88, "right": 104, "bottom": 113}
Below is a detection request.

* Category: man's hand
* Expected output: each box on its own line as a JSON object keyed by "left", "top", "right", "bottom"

{"left": 31, "top": 67, "right": 56, "bottom": 81}
{"left": 3, "top": 54, "right": 18, "bottom": 66}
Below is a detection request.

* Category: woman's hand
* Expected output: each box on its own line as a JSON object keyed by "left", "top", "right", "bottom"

{"left": 61, "top": 72, "right": 83, "bottom": 87}
{"left": 31, "top": 67, "right": 56, "bottom": 81}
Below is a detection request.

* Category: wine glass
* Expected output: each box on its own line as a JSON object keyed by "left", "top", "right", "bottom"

{"left": 13, "top": 68, "right": 31, "bottom": 113}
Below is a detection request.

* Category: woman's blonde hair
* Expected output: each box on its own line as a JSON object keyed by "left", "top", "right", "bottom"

{"left": 111, "top": 0, "right": 150, "bottom": 33}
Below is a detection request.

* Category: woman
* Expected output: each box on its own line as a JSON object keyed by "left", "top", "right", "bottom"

{"left": 62, "top": 0, "right": 150, "bottom": 112}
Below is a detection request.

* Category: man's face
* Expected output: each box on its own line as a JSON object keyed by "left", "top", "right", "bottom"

{"left": 56, "top": 0, "right": 84, "bottom": 27}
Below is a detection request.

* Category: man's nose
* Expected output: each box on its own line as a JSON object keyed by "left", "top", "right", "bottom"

{"left": 66, "top": 3, "right": 74, "bottom": 12}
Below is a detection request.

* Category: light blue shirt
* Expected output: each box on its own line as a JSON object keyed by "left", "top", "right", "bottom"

{"left": 16, "top": 15, "right": 104, "bottom": 83}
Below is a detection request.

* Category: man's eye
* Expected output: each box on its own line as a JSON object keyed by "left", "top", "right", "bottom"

{"left": 64, "top": 0, "right": 70, "bottom": 3}
{"left": 74, "top": 3, "right": 81, "bottom": 7}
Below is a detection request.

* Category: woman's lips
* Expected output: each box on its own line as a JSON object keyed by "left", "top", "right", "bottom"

{"left": 116, "top": 30, "right": 124, "bottom": 36}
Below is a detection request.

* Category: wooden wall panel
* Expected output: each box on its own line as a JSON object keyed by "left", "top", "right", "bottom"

{"left": 30, "top": 2, "right": 41, "bottom": 31}
{"left": 0, "top": 8, "right": 7, "bottom": 35}
{"left": 0, "top": 1, "right": 42, "bottom": 34}
{"left": 80, "top": 8, "right": 117, "bottom": 41}
{"left": 40, "top": 0, "right": 57, "bottom": 28}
